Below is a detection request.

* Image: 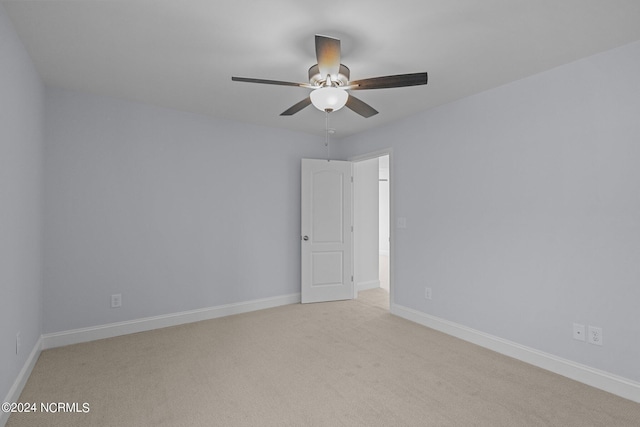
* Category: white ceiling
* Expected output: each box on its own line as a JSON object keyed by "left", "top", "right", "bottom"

{"left": 4, "top": 0, "right": 640, "bottom": 138}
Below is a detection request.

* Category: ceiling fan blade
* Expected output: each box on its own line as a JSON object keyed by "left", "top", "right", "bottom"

{"left": 346, "top": 94, "right": 378, "bottom": 118}
{"left": 349, "top": 72, "right": 428, "bottom": 90}
{"left": 232, "top": 77, "right": 310, "bottom": 88}
{"left": 280, "top": 97, "right": 312, "bottom": 116}
{"left": 315, "top": 35, "right": 341, "bottom": 79}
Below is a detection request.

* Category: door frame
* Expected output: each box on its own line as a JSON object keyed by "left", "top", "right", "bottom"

{"left": 350, "top": 148, "right": 394, "bottom": 309}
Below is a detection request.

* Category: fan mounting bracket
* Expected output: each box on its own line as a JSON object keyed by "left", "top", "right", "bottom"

{"left": 308, "top": 64, "right": 350, "bottom": 87}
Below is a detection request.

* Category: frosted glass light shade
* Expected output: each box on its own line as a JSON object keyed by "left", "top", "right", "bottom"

{"left": 310, "top": 87, "right": 349, "bottom": 112}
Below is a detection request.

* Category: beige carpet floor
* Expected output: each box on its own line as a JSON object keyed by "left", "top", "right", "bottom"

{"left": 7, "top": 289, "right": 640, "bottom": 426}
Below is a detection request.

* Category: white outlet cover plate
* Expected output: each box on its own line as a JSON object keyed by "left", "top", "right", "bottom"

{"left": 588, "top": 326, "right": 603, "bottom": 346}
{"left": 111, "top": 294, "right": 122, "bottom": 308}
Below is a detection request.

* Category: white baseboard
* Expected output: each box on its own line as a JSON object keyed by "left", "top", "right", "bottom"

{"left": 1, "top": 336, "right": 42, "bottom": 427}
{"left": 357, "top": 280, "right": 381, "bottom": 291}
{"left": 391, "top": 303, "right": 640, "bottom": 403}
{"left": 42, "top": 293, "right": 300, "bottom": 350}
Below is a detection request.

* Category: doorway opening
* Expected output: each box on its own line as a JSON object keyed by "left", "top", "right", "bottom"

{"left": 352, "top": 151, "right": 392, "bottom": 310}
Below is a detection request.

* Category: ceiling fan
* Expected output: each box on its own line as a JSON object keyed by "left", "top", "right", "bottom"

{"left": 232, "top": 35, "right": 428, "bottom": 118}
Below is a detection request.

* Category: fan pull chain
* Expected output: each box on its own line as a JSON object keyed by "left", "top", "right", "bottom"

{"left": 325, "top": 110, "right": 330, "bottom": 161}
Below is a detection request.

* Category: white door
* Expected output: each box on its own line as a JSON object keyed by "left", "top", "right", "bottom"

{"left": 301, "top": 159, "right": 353, "bottom": 303}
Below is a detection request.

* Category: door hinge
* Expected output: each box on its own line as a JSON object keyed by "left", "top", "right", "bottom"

{"left": 351, "top": 176, "right": 353, "bottom": 183}
{"left": 351, "top": 275, "right": 354, "bottom": 282}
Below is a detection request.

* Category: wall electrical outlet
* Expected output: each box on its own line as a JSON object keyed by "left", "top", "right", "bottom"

{"left": 111, "top": 293, "right": 122, "bottom": 308}
{"left": 572, "top": 323, "right": 585, "bottom": 341}
{"left": 425, "top": 287, "right": 432, "bottom": 300}
{"left": 587, "top": 326, "right": 603, "bottom": 346}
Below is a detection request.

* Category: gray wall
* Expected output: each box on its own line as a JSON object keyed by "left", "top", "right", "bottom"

{"left": 43, "top": 87, "right": 326, "bottom": 333}
{"left": 335, "top": 40, "right": 640, "bottom": 382}
{"left": 0, "top": 3, "right": 44, "bottom": 401}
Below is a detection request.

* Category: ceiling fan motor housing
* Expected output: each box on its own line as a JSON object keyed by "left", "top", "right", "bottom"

{"left": 308, "top": 64, "right": 350, "bottom": 87}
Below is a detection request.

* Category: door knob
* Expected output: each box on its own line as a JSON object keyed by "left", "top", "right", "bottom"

{"left": 303, "top": 235, "right": 309, "bottom": 241}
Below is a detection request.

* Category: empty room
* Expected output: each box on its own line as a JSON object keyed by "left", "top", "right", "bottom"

{"left": 2, "top": 1, "right": 640, "bottom": 426}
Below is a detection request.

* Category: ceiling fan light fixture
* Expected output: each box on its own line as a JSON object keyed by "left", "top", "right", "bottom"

{"left": 310, "top": 87, "right": 349, "bottom": 112}
{"left": 232, "top": 35, "right": 426, "bottom": 118}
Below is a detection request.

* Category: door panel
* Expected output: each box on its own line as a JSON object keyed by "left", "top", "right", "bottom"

{"left": 311, "top": 251, "right": 343, "bottom": 286}
{"left": 312, "top": 170, "right": 344, "bottom": 243}
{"left": 301, "top": 159, "right": 353, "bottom": 303}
